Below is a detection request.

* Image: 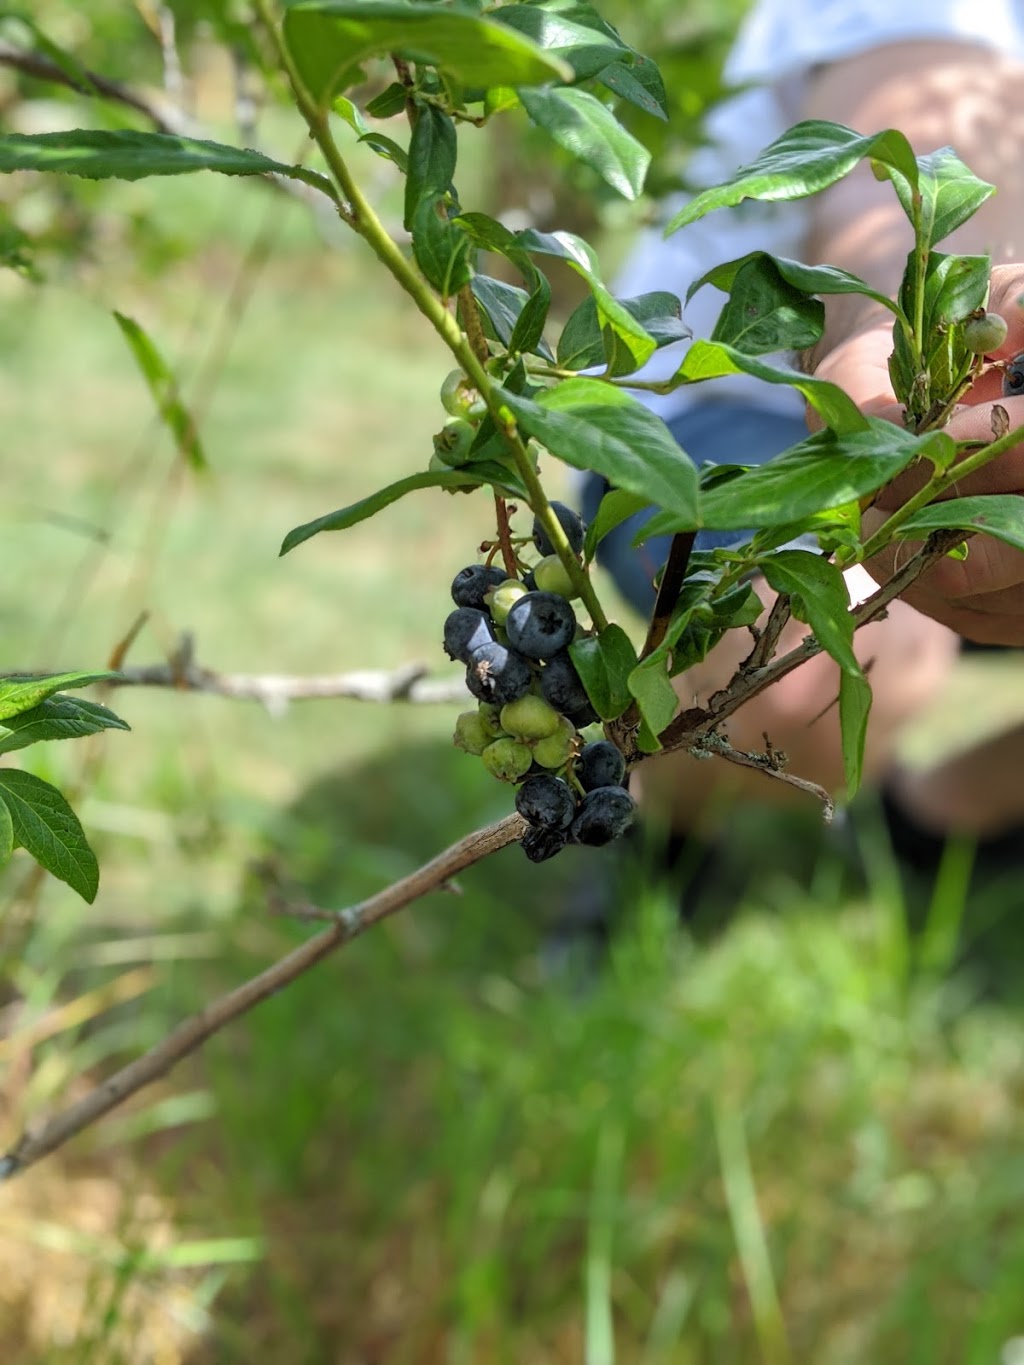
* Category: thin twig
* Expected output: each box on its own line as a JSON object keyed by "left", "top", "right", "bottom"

{"left": 693, "top": 730, "right": 835, "bottom": 821}
{"left": 742, "top": 592, "right": 792, "bottom": 671}
{"left": 0, "top": 814, "right": 527, "bottom": 1181}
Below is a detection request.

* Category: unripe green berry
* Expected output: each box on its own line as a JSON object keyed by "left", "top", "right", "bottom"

{"left": 432, "top": 418, "right": 475, "bottom": 467}
{"left": 488, "top": 578, "right": 529, "bottom": 626}
{"left": 481, "top": 737, "right": 533, "bottom": 782}
{"left": 963, "top": 311, "right": 1008, "bottom": 355}
{"left": 440, "top": 369, "right": 487, "bottom": 420}
{"left": 478, "top": 702, "right": 505, "bottom": 738}
{"left": 500, "top": 694, "right": 562, "bottom": 741}
{"left": 453, "top": 710, "right": 491, "bottom": 755}
{"left": 533, "top": 554, "right": 580, "bottom": 599}
{"left": 531, "top": 715, "right": 578, "bottom": 769}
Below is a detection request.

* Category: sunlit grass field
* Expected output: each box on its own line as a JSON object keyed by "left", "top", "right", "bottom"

{"left": 3, "top": 149, "right": 1024, "bottom": 1365}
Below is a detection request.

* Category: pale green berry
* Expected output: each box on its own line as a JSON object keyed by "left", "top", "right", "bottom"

{"left": 453, "top": 711, "right": 491, "bottom": 756}
{"left": 432, "top": 418, "right": 475, "bottom": 467}
{"left": 533, "top": 554, "right": 580, "bottom": 599}
{"left": 963, "top": 311, "right": 1008, "bottom": 355}
{"left": 481, "top": 737, "right": 533, "bottom": 782}
{"left": 440, "top": 369, "right": 487, "bottom": 420}
{"left": 478, "top": 702, "right": 505, "bottom": 738}
{"left": 531, "top": 715, "right": 578, "bottom": 769}
{"left": 488, "top": 578, "right": 529, "bottom": 626}
{"left": 500, "top": 694, "right": 561, "bottom": 741}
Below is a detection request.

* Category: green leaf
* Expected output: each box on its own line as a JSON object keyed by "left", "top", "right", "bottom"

{"left": 709, "top": 257, "right": 824, "bottom": 356}
{"left": 903, "top": 147, "right": 994, "bottom": 249}
{"left": 839, "top": 670, "right": 873, "bottom": 798}
{"left": 568, "top": 625, "right": 638, "bottom": 720}
{"left": 404, "top": 104, "right": 457, "bottom": 230}
{"left": 0, "top": 769, "right": 99, "bottom": 902}
{"left": 333, "top": 94, "right": 370, "bottom": 135}
{"left": 893, "top": 495, "right": 1024, "bottom": 550}
{"left": 358, "top": 131, "right": 408, "bottom": 169}
{"left": 598, "top": 57, "right": 668, "bottom": 120}
{"left": 501, "top": 380, "right": 699, "bottom": 523}
{"left": 493, "top": 3, "right": 627, "bottom": 81}
{"left": 282, "top": 1, "right": 573, "bottom": 106}
{"left": 688, "top": 251, "right": 904, "bottom": 322}
{"left": 518, "top": 230, "right": 659, "bottom": 373}
{"left": 640, "top": 421, "right": 952, "bottom": 538}
{"left": 114, "top": 312, "right": 207, "bottom": 472}
{"left": 665, "top": 120, "right": 918, "bottom": 235}
{"left": 508, "top": 278, "right": 553, "bottom": 358}
{"left": 364, "top": 81, "right": 407, "bottom": 119}
{"left": 279, "top": 465, "right": 525, "bottom": 554}
{"left": 0, "top": 794, "right": 11, "bottom": 867}
{"left": 583, "top": 488, "right": 651, "bottom": 561}
{"left": 471, "top": 275, "right": 553, "bottom": 359}
{"left": 557, "top": 290, "right": 687, "bottom": 374}
{"left": 626, "top": 655, "right": 677, "bottom": 749}
{"left": 411, "top": 193, "right": 474, "bottom": 297}
{"left": 0, "top": 129, "right": 330, "bottom": 192}
{"left": 518, "top": 85, "right": 650, "bottom": 201}
{"left": 0, "top": 695, "right": 130, "bottom": 756}
{"left": 758, "top": 550, "right": 859, "bottom": 675}
{"left": 673, "top": 339, "right": 866, "bottom": 433}
{"left": 0, "top": 672, "right": 116, "bottom": 721}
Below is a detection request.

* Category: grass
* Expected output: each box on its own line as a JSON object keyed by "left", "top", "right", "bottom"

{"left": 2, "top": 107, "right": 1024, "bottom": 1365}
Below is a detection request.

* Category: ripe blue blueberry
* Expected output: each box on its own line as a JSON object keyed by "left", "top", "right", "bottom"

{"left": 515, "top": 774, "right": 577, "bottom": 830}
{"left": 451, "top": 562, "right": 508, "bottom": 610}
{"left": 444, "top": 607, "right": 495, "bottom": 662}
{"left": 505, "top": 591, "right": 577, "bottom": 660}
{"left": 532, "top": 501, "right": 586, "bottom": 557}
{"left": 1003, "top": 351, "right": 1024, "bottom": 398}
{"left": 521, "top": 824, "right": 569, "bottom": 863}
{"left": 465, "top": 641, "right": 533, "bottom": 704}
{"left": 540, "top": 650, "right": 592, "bottom": 716}
{"left": 570, "top": 786, "right": 635, "bottom": 846}
{"left": 577, "top": 740, "right": 626, "bottom": 792}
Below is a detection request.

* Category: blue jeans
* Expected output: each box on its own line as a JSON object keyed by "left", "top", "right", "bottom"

{"left": 581, "top": 401, "right": 809, "bottom": 616}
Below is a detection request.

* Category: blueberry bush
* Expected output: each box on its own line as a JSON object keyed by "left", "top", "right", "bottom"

{"left": 4, "top": 0, "right": 1024, "bottom": 1170}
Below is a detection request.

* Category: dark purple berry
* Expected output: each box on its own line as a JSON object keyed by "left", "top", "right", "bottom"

{"left": 541, "top": 650, "right": 592, "bottom": 716}
{"left": 1003, "top": 351, "right": 1024, "bottom": 397}
{"left": 505, "top": 592, "right": 576, "bottom": 660}
{"left": 570, "top": 786, "right": 635, "bottom": 846}
{"left": 443, "top": 607, "right": 495, "bottom": 662}
{"left": 515, "top": 775, "right": 577, "bottom": 830}
{"left": 577, "top": 740, "right": 626, "bottom": 792}
{"left": 532, "top": 501, "right": 585, "bottom": 557}
{"left": 522, "top": 825, "right": 569, "bottom": 863}
{"left": 465, "top": 641, "right": 533, "bottom": 704}
{"left": 451, "top": 563, "right": 508, "bottom": 609}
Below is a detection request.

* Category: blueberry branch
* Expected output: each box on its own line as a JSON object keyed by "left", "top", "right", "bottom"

{"left": 0, "top": 813, "right": 528, "bottom": 1181}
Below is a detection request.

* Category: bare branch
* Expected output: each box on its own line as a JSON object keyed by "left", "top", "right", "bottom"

{"left": 742, "top": 591, "right": 792, "bottom": 671}
{"left": 692, "top": 730, "right": 835, "bottom": 820}
{"left": 0, "top": 813, "right": 527, "bottom": 1181}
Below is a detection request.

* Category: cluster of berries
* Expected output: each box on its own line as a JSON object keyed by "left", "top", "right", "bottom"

{"left": 444, "top": 502, "right": 636, "bottom": 862}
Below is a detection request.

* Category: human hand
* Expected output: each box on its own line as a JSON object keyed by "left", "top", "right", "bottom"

{"left": 814, "top": 265, "right": 1024, "bottom": 643}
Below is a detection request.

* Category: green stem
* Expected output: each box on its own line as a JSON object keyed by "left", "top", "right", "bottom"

{"left": 253, "top": 0, "right": 608, "bottom": 631}
{"left": 852, "top": 416, "right": 1024, "bottom": 563}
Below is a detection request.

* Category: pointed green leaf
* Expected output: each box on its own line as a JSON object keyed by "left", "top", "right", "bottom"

{"left": 0, "top": 672, "right": 116, "bottom": 721}
{"left": 557, "top": 290, "right": 687, "bottom": 374}
{"left": 357, "top": 131, "right": 408, "bottom": 169}
{"left": 583, "top": 488, "right": 651, "bottom": 561}
{"left": 0, "top": 129, "right": 330, "bottom": 192}
{"left": 639, "top": 421, "right": 952, "bottom": 537}
{"left": 568, "top": 625, "right": 638, "bottom": 720}
{"left": 0, "top": 695, "right": 130, "bottom": 756}
{"left": 471, "top": 275, "right": 553, "bottom": 360}
{"left": 280, "top": 464, "right": 526, "bottom": 554}
{"left": 0, "top": 769, "right": 99, "bottom": 902}
{"left": 839, "top": 670, "right": 872, "bottom": 798}
{"left": 905, "top": 147, "right": 994, "bottom": 248}
{"left": 501, "top": 380, "right": 699, "bottom": 522}
{"left": 673, "top": 339, "right": 866, "bottom": 433}
{"left": 493, "top": 3, "right": 627, "bottom": 81}
{"left": 709, "top": 257, "right": 824, "bottom": 356}
{"left": 518, "top": 85, "right": 650, "bottom": 201}
{"left": 758, "top": 550, "right": 859, "bottom": 676}
{"left": 282, "top": 1, "right": 573, "bottom": 106}
{"left": 627, "top": 655, "right": 677, "bottom": 749}
{"left": 114, "top": 312, "right": 207, "bottom": 472}
{"left": 894, "top": 495, "right": 1024, "bottom": 550}
{"left": 404, "top": 104, "right": 456, "bottom": 230}
{"left": 666, "top": 120, "right": 917, "bottom": 235}
{"left": 0, "top": 794, "right": 11, "bottom": 867}
{"left": 598, "top": 57, "right": 668, "bottom": 120}
{"left": 688, "top": 251, "right": 905, "bottom": 325}
{"left": 411, "top": 193, "right": 474, "bottom": 297}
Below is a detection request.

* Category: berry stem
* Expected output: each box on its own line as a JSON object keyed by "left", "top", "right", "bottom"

{"left": 253, "top": 0, "right": 609, "bottom": 632}
{"left": 493, "top": 494, "right": 519, "bottom": 577}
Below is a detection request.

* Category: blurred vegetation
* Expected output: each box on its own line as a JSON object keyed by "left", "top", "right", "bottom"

{"left": 3, "top": 4, "right": 1024, "bottom": 1363}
